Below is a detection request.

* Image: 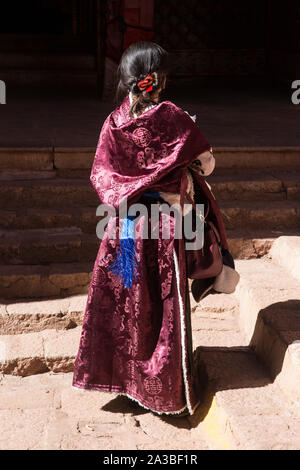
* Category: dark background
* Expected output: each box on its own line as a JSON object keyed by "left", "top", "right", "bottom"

{"left": 0, "top": 0, "right": 299, "bottom": 147}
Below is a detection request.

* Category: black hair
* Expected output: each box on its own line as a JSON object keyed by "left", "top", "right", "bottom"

{"left": 115, "top": 41, "right": 170, "bottom": 119}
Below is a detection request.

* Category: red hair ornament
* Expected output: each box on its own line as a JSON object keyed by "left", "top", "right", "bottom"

{"left": 137, "top": 74, "right": 154, "bottom": 92}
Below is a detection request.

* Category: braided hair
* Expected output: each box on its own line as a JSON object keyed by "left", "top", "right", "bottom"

{"left": 115, "top": 41, "right": 170, "bottom": 119}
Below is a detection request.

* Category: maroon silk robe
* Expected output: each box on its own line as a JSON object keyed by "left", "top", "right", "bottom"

{"left": 72, "top": 94, "right": 229, "bottom": 415}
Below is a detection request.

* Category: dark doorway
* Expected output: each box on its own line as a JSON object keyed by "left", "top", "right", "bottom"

{"left": 0, "top": 0, "right": 104, "bottom": 95}
{"left": 0, "top": 0, "right": 98, "bottom": 51}
{"left": 0, "top": 1, "right": 73, "bottom": 35}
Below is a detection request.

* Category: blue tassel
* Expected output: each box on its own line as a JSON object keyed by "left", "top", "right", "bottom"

{"left": 108, "top": 215, "right": 140, "bottom": 288}
{"left": 144, "top": 190, "right": 160, "bottom": 198}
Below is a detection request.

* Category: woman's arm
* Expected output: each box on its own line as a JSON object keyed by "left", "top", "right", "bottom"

{"left": 159, "top": 147, "right": 216, "bottom": 211}
{"left": 159, "top": 168, "right": 194, "bottom": 216}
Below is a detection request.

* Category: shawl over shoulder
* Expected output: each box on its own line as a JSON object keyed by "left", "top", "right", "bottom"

{"left": 90, "top": 93, "right": 228, "bottom": 249}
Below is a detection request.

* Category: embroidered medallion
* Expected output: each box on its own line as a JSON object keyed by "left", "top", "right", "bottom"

{"left": 132, "top": 127, "right": 152, "bottom": 148}
{"left": 144, "top": 376, "right": 163, "bottom": 395}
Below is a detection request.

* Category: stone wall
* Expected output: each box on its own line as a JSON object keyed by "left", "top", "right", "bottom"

{"left": 154, "top": 0, "right": 268, "bottom": 77}
{"left": 267, "top": 0, "right": 300, "bottom": 82}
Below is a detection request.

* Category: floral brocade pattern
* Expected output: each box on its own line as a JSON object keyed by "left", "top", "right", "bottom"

{"left": 72, "top": 94, "right": 229, "bottom": 414}
{"left": 73, "top": 211, "right": 190, "bottom": 412}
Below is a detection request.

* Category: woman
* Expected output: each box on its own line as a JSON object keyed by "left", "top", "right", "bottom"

{"left": 72, "top": 41, "right": 238, "bottom": 417}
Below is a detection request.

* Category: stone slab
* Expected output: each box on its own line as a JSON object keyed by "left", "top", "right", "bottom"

{"left": 0, "top": 148, "right": 53, "bottom": 171}
{"left": 270, "top": 236, "right": 300, "bottom": 283}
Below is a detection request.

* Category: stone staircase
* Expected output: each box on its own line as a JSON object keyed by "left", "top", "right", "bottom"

{"left": 0, "top": 147, "right": 299, "bottom": 299}
{"left": 0, "top": 147, "right": 299, "bottom": 449}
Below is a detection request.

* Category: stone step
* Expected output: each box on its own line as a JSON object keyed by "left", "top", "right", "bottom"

{"left": 0, "top": 227, "right": 297, "bottom": 271}
{"left": 271, "top": 170, "right": 300, "bottom": 200}
{"left": 226, "top": 229, "right": 299, "bottom": 260}
{"left": 1, "top": 226, "right": 297, "bottom": 269}
{"left": 1, "top": 197, "right": 300, "bottom": 233}
{"left": 209, "top": 169, "right": 300, "bottom": 201}
{"left": 214, "top": 147, "right": 300, "bottom": 170}
{"left": 191, "top": 347, "right": 300, "bottom": 449}
{"left": 0, "top": 148, "right": 95, "bottom": 171}
{"left": 0, "top": 148, "right": 54, "bottom": 171}
{"left": 0, "top": 327, "right": 81, "bottom": 376}
{"left": 0, "top": 263, "right": 93, "bottom": 299}
{"left": 0, "top": 295, "right": 86, "bottom": 335}
{"left": 208, "top": 169, "right": 286, "bottom": 201}
{"left": 2, "top": 168, "right": 298, "bottom": 202}
{"left": 0, "top": 206, "right": 97, "bottom": 233}
{"left": 0, "top": 169, "right": 91, "bottom": 181}
{"left": 1, "top": 147, "right": 300, "bottom": 171}
{"left": 220, "top": 199, "right": 300, "bottom": 230}
{"left": 0, "top": 178, "right": 99, "bottom": 209}
{"left": 0, "top": 291, "right": 239, "bottom": 337}
{"left": 235, "top": 257, "right": 300, "bottom": 408}
{"left": 0, "top": 292, "right": 238, "bottom": 373}
{"left": 0, "top": 228, "right": 99, "bottom": 265}
{"left": 0, "top": 226, "right": 287, "bottom": 265}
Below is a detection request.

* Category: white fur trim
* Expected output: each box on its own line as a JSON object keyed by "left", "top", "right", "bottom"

{"left": 173, "top": 248, "right": 194, "bottom": 415}
{"left": 71, "top": 385, "right": 188, "bottom": 416}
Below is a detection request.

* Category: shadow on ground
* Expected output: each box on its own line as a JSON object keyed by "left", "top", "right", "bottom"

{"left": 101, "top": 299, "right": 300, "bottom": 429}
{"left": 187, "top": 299, "right": 300, "bottom": 429}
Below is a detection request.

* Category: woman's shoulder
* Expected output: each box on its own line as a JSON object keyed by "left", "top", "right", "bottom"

{"left": 159, "top": 100, "right": 197, "bottom": 123}
{"left": 159, "top": 99, "right": 183, "bottom": 112}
